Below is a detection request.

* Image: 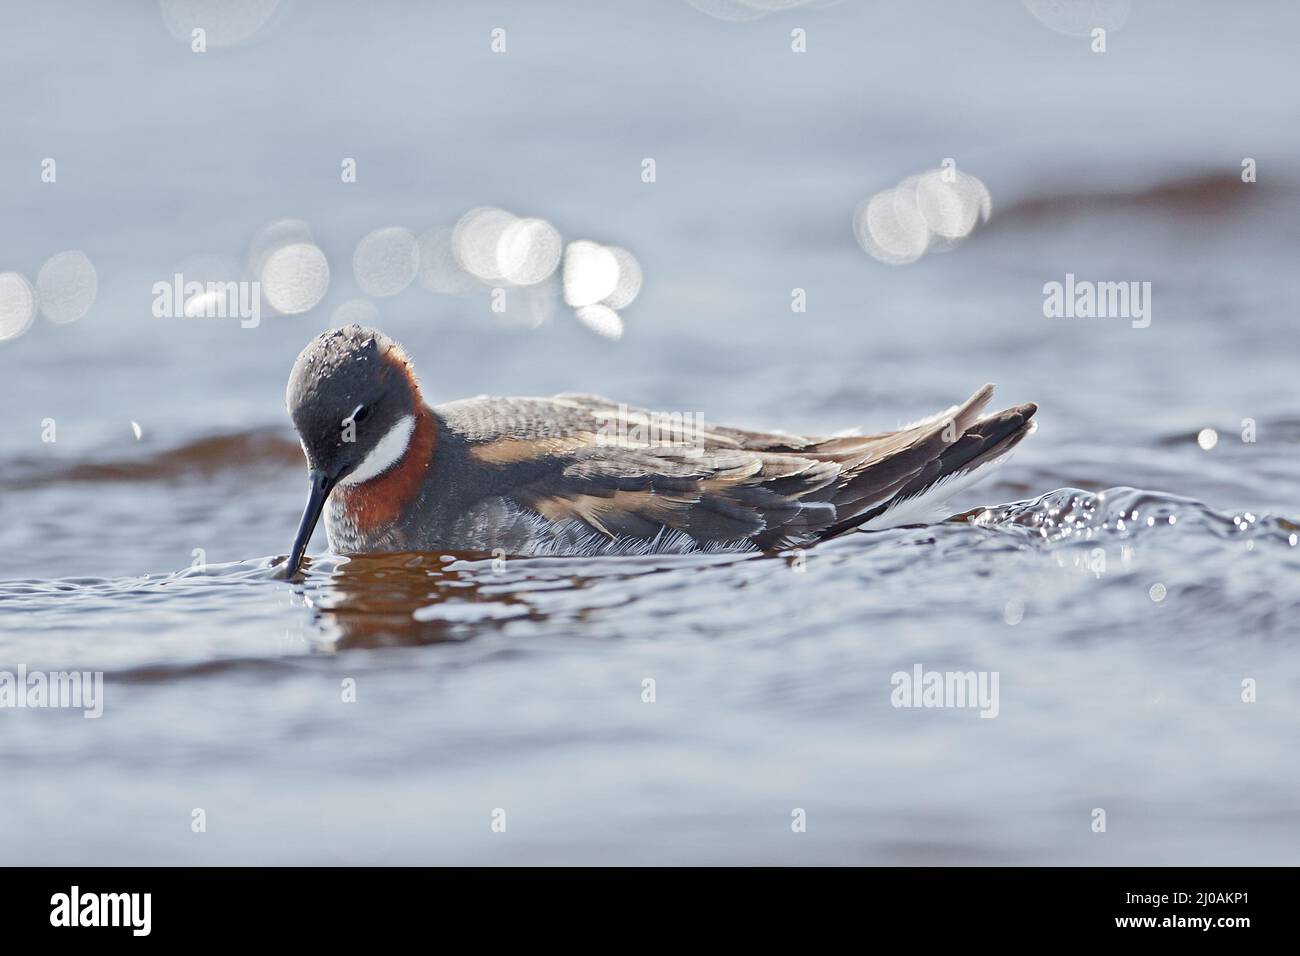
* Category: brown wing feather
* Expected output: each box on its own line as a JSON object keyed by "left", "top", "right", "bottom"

{"left": 442, "top": 385, "right": 1031, "bottom": 550}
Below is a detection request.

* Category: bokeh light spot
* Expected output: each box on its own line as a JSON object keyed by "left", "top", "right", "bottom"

{"left": 604, "top": 246, "right": 644, "bottom": 310}
{"left": 417, "top": 227, "right": 477, "bottom": 295}
{"left": 261, "top": 243, "right": 329, "bottom": 315}
{"left": 35, "top": 250, "right": 97, "bottom": 325}
{"left": 497, "top": 218, "right": 563, "bottom": 286}
{"left": 563, "top": 240, "right": 621, "bottom": 307}
{"left": 1023, "top": 0, "right": 1131, "bottom": 37}
{"left": 247, "top": 219, "right": 314, "bottom": 277}
{"left": 452, "top": 207, "right": 519, "bottom": 283}
{"left": 855, "top": 167, "right": 991, "bottom": 266}
{"left": 574, "top": 303, "right": 624, "bottom": 340}
{"left": 0, "top": 272, "right": 37, "bottom": 343}
{"left": 353, "top": 226, "right": 419, "bottom": 297}
{"left": 160, "top": 0, "right": 282, "bottom": 47}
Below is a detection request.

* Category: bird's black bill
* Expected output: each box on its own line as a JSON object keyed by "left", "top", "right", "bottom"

{"left": 284, "top": 470, "right": 336, "bottom": 577}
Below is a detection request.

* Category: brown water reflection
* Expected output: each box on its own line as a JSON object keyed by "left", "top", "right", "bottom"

{"left": 298, "top": 551, "right": 537, "bottom": 649}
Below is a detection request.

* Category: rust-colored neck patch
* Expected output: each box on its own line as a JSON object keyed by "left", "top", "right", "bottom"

{"left": 333, "top": 403, "right": 437, "bottom": 536}
{"left": 382, "top": 341, "right": 422, "bottom": 399}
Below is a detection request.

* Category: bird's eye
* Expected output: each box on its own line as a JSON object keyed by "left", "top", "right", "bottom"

{"left": 351, "top": 404, "right": 371, "bottom": 424}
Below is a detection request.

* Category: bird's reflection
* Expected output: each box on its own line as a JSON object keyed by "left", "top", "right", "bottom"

{"left": 286, "top": 546, "right": 757, "bottom": 653}
{"left": 304, "top": 551, "right": 539, "bottom": 650}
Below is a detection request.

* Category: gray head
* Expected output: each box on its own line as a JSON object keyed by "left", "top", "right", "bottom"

{"left": 282, "top": 325, "right": 423, "bottom": 575}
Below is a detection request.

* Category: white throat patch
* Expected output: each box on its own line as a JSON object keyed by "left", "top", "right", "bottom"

{"left": 338, "top": 414, "right": 416, "bottom": 487}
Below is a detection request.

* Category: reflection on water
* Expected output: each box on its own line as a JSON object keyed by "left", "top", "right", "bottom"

{"left": 306, "top": 551, "right": 537, "bottom": 649}
{"left": 297, "top": 548, "right": 757, "bottom": 651}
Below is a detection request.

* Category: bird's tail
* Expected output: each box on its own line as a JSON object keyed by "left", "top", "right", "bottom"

{"left": 819, "top": 388, "right": 1037, "bottom": 539}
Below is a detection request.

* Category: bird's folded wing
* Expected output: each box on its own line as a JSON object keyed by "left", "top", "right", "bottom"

{"left": 444, "top": 387, "right": 1003, "bottom": 549}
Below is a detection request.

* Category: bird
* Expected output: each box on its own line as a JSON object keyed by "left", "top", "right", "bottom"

{"left": 281, "top": 325, "right": 1037, "bottom": 575}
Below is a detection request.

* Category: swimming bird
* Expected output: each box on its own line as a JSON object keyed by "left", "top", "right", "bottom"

{"left": 282, "top": 325, "right": 1037, "bottom": 575}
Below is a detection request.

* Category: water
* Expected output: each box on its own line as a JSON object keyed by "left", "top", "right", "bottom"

{"left": 2, "top": 0, "right": 1298, "bottom": 864}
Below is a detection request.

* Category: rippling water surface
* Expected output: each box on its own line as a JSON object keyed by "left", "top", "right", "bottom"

{"left": 2, "top": 1, "right": 1299, "bottom": 864}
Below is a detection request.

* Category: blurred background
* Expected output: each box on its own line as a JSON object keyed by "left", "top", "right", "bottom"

{"left": 1, "top": 1, "right": 1297, "bottom": 865}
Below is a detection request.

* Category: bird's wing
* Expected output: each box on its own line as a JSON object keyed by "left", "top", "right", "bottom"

{"left": 436, "top": 386, "right": 1035, "bottom": 549}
